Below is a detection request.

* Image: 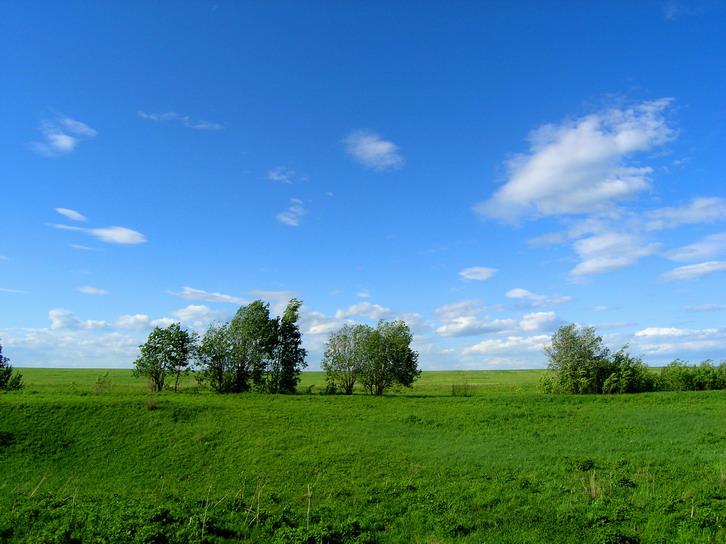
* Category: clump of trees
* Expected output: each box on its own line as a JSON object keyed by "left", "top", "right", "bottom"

{"left": 540, "top": 324, "right": 656, "bottom": 394}
{"left": 0, "top": 340, "right": 23, "bottom": 391}
{"left": 322, "top": 320, "right": 420, "bottom": 395}
{"left": 133, "top": 299, "right": 306, "bottom": 394}
{"left": 541, "top": 323, "right": 725, "bottom": 394}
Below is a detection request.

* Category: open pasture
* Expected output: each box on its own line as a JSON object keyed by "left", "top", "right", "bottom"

{"left": 1, "top": 369, "right": 724, "bottom": 543}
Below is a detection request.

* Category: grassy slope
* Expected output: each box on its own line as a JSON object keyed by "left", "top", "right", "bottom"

{"left": 1, "top": 370, "right": 725, "bottom": 543}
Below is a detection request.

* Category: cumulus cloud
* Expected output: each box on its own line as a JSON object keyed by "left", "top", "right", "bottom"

{"left": 169, "top": 286, "right": 248, "bottom": 305}
{"left": 49, "top": 224, "right": 147, "bottom": 244}
{"left": 659, "top": 261, "right": 726, "bottom": 282}
{"left": 29, "top": 114, "right": 97, "bottom": 157}
{"left": 646, "top": 197, "right": 726, "bottom": 230}
{"left": 459, "top": 267, "right": 498, "bottom": 280}
{"left": 77, "top": 286, "right": 109, "bottom": 295}
{"left": 665, "top": 233, "right": 726, "bottom": 262}
{"left": 276, "top": 198, "right": 308, "bottom": 226}
{"left": 343, "top": 130, "right": 404, "bottom": 171}
{"left": 137, "top": 110, "right": 222, "bottom": 130}
{"left": 505, "top": 288, "right": 573, "bottom": 307}
{"left": 462, "top": 335, "right": 550, "bottom": 356}
{"left": 49, "top": 309, "right": 110, "bottom": 331}
{"left": 475, "top": 99, "right": 674, "bottom": 221}
{"left": 570, "top": 232, "right": 661, "bottom": 276}
{"left": 171, "top": 305, "right": 229, "bottom": 326}
{"left": 55, "top": 208, "right": 87, "bottom": 222}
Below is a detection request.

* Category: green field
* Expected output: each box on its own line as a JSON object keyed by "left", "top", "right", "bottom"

{"left": 2, "top": 369, "right": 725, "bottom": 543}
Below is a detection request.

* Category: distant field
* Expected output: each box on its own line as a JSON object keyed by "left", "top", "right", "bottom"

{"left": 2, "top": 368, "right": 724, "bottom": 543}
{"left": 15, "top": 367, "right": 545, "bottom": 394}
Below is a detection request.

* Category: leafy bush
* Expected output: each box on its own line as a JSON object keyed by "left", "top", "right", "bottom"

{"left": 658, "top": 359, "right": 726, "bottom": 391}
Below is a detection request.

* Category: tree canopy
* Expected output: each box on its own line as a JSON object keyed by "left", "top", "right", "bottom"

{"left": 132, "top": 323, "right": 197, "bottom": 392}
{"left": 0, "top": 340, "right": 23, "bottom": 391}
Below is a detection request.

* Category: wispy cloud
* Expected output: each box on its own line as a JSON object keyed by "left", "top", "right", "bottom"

{"left": 459, "top": 267, "right": 498, "bottom": 280}
{"left": 78, "top": 286, "right": 109, "bottom": 295}
{"left": 268, "top": 166, "right": 296, "bottom": 184}
{"left": 632, "top": 326, "right": 726, "bottom": 356}
{"left": 29, "top": 114, "right": 97, "bottom": 157}
{"left": 171, "top": 304, "right": 230, "bottom": 326}
{"left": 168, "top": 286, "right": 248, "bottom": 305}
{"left": 0, "top": 287, "right": 29, "bottom": 294}
{"left": 137, "top": 111, "right": 223, "bottom": 130}
{"left": 665, "top": 232, "right": 726, "bottom": 262}
{"left": 660, "top": 261, "right": 726, "bottom": 282}
{"left": 475, "top": 99, "right": 675, "bottom": 221}
{"left": 55, "top": 208, "right": 87, "bottom": 222}
{"left": 276, "top": 198, "right": 308, "bottom": 226}
{"left": 343, "top": 130, "right": 404, "bottom": 171}
{"left": 505, "top": 288, "right": 573, "bottom": 307}
{"left": 646, "top": 197, "right": 726, "bottom": 230}
{"left": 49, "top": 224, "right": 147, "bottom": 244}
{"left": 570, "top": 231, "right": 661, "bottom": 277}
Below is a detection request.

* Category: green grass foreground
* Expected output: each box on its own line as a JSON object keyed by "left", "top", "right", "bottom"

{"left": 1, "top": 369, "right": 725, "bottom": 543}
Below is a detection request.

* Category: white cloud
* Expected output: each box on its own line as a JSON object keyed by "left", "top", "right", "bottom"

{"left": 631, "top": 326, "right": 726, "bottom": 357}
{"left": 343, "top": 130, "right": 404, "bottom": 171}
{"left": 268, "top": 166, "right": 295, "bottom": 184}
{"left": 169, "top": 286, "right": 248, "bottom": 305}
{"left": 462, "top": 335, "right": 550, "bottom": 355}
{"left": 171, "top": 305, "right": 229, "bottom": 327}
{"left": 659, "top": 261, "right": 726, "bottom": 282}
{"left": 78, "top": 286, "right": 109, "bottom": 295}
{"left": 49, "top": 309, "right": 110, "bottom": 331}
{"left": 29, "top": 114, "right": 97, "bottom": 157}
{"left": 50, "top": 224, "right": 147, "bottom": 244}
{"left": 333, "top": 302, "right": 428, "bottom": 331}
{"left": 433, "top": 300, "right": 487, "bottom": 321}
{"left": 55, "top": 208, "right": 87, "bottom": 222}
{"left": 475, "top": 99, "right": 674, "bottom": 221}
{"left": 435, "top": 316, "right": 516, "bottom": 337}
{"left": 505, "top": 288, "right": 573, "bottom": 307}
{"left": 665, "top": 233, "right": 726, "bottom": 262}
{"left": 459, "top": 267, "right": 498, "bottom": 280}
{"left": 356, "top": 289, "right": 371, "bottom": 298}
{"left": 520, "top": 311, "right": 561, "bottom": 332}
{"left": 570, "top": 232, "right": 661, "bottom": 276}
{"left": 276, "top": 198, "right": 308, "bottom": 226}
{"left": 527, "top": 232, "right": 567, "bottom": 247}
{"left": 137, "top": 110, "right": 222, "bottom": 130}
{"left": 0, "top": 287, "right": 29, "bottom": 294}
{"left": 646, "top": 197, "right": 726, "bottom": 231}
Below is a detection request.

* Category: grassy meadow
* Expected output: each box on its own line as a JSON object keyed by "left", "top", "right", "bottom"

{"left": 1, "top": 368, "right": 725, "bottom": 543}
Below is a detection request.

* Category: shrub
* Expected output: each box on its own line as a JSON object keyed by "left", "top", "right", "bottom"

{"left": 659, "top": 359, "right": 726, "bottom": 391}
{"left": 0, "top": 340, "right": 23, "bottom": 391}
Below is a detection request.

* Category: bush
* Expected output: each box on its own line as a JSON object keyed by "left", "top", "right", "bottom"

{"left": 0, "top": 341, "right": 23, "bottom": 391}
{"left": 659, "top": 359, "right": 726, "bottom": 391}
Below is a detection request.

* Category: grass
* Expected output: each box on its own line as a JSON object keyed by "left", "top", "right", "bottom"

{"left": 1, "top": 368, "right": 725, "bottom": 543}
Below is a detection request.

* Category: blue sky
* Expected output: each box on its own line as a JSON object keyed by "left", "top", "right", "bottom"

{"left": 2, "top": 1, "right": 725, "bottom": 370}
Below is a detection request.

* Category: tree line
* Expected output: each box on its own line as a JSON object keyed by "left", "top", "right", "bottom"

{"left": 133, "top": 299, "right": 421, "bottom": 395}
{"left": 541, "top": 323, "right": 726, "bottom": 394}
{"left": 0, "top": 340, "right": 23, "bottom": 391}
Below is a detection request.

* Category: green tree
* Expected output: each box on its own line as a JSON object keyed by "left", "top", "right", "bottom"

{"left": 197, "top": 322, "right": 233, "bottom": 393}
{"left": 358, "top": 320, "right": 421, "bottom": 395}
{"left": 265, "top": 298, "right": 307, "bottom": 394}
{"left": 224, "top": 300, "right": 277, "bottom": 392}
{"left": 0, "top": 340, "right": 23, "bottom": 391}
{"left": 132, "top": 323, "right": 198, "bottom": 392}
{"left": 322, "top": 323, "right": 369, "bottom": 394}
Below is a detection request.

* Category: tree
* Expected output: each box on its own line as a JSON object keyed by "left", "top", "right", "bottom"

{"left": 197, "top": 322, "right": 233, "bottom": 393}
{"left": 322, "top": 323, "right": 369, "bottom": 394}
{"left": 133, "top": 323, "right": 198, "bottom": 392}
{"left": 0, "top": 340, "right": 23, "bottom": 391}
{"left": 223, "top": 300, "right": 277, "bottom": 392}
{"left": 265, "top": 298, "right": 307, "bottom": 394}
{"left": 359, "top": 320, "right": 421, "bottom": 395}
{"left": 540, "top": 323, "right": 654, "bottom": 394}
